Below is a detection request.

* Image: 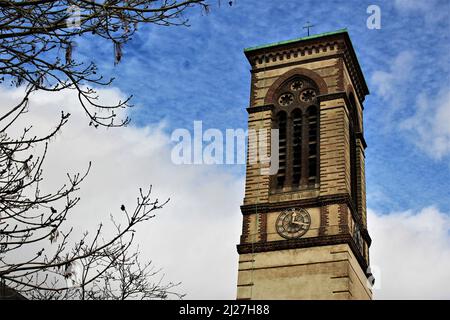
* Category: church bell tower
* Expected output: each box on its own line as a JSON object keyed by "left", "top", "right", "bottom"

{"left": 236, "top": 29, "right": 373, "bottom": 300}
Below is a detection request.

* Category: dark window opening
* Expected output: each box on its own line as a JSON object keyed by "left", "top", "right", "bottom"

{"left": 277, "top": 111, "right": 287, "bottom": 188}
{"left": 292, "top": 109, "right": 302, "bottom": 186}
{"left": 270, "top": 77, "right": 320, "bottom": 192}
{"left": 307, "top": 106, "right": 318, "bottom": 186}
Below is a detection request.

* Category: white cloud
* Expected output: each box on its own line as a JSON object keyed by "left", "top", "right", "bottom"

{"left": 1, "top": 86, "right": 244, "bottom": 299}
{"left": 371, "top": 51, "right": 450, "bottom": 159}
{"left": 371, "top": 51, "right": 415, "bottom": 105}
{"left": 401, "top": 88, "right": 450, "bottom": 159}
{"left": 369, "top": 206, "right": 450, "bottom": 299}
{"left": 394, "top": 0, "right": 450, "bottom": 24}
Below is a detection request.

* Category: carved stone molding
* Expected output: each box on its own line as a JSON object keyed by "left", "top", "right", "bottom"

{"left": 246, "top": 104, "right": 274, "bottom": 114}
{"left": 264, "top": 67, "right": 329, "bottom": 105}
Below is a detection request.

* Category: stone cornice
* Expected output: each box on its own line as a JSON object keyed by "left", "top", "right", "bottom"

{"left": 249, "top": 53, "right": 342, "bottom": 74}
{"left": 356, "top": 132, "right": 368, "bottom": 149}
{"left": 246, "top": 104, "right": 274, "bottom": 114}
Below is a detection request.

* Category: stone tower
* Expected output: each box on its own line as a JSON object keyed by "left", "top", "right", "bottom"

{"left": 236, "top": 29, "right": 373, "bottom": 300}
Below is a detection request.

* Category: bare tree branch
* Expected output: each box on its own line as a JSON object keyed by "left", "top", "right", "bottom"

{"left": 0, "top": 0, "right": 214, "bottom": 299}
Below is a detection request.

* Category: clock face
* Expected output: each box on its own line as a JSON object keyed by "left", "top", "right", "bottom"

{"left": 276, "top": 208, "right": 311, "bottom": 239}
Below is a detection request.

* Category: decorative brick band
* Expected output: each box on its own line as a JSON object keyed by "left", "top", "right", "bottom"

{"left": 246, "top": 40, "right": 341, "bottom": 67}
{"left": 258, "top": 213, "right": 267, "bottom": 243}
{"left": 338, "top": 203, "right": 349, "bottom": 233}
{"left": 319, "top": 205, "right": 330, "bottom": 236}
{"left": 250, "top": 53, "right": 342, "bottom": 74}
{"left": 241, "top": 194, "right": 346, "bottom": 214}
{"left": 240, "top": 215, "right": 251, "bottom": 243}
{"left": 240, "top": 193, "right": 372, "bottom": 247}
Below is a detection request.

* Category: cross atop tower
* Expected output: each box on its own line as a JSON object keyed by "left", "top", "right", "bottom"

{"left": 303, "top": 21, "right": 315, "bottom": 36}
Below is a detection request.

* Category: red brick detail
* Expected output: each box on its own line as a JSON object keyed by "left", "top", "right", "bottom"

{"left": 338, "top": 203, "right": 349, "bottom": 234}
{"left": 240, "top": 215, "right": 251, "bottom": 244}
{"left": 258, "top": 213, "right": 267, "bottom": 242}
{"left": 319, "top": 205, "right": 329, "bottom": 236}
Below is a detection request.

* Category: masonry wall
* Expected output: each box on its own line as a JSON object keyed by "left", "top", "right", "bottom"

{"left": 236, "top": 244, "right": 372, "bottom": 300}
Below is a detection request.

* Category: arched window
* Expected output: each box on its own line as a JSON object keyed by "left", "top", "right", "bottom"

{"left": 276, "top": 111, "right": 287, "bottom": 188}
{"left": 292, "top": 109, "right": 302, "bottom": 186}
{"left": 307, "top": 106, "right": 318, "bottom": 187}
{"left": 271, "top": 76, "right": 320, "bottom": 192}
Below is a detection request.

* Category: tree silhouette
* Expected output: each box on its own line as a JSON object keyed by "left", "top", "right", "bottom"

{"left": 0, "top": 0, "right": 209, "bottom": 299}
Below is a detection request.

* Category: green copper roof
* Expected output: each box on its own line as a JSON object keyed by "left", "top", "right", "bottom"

{"left": 244, "top": 28, "right": 348, "bottom": 53}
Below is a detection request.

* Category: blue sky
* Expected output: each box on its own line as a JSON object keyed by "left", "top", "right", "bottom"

{"left": 74, "top": 0, "right": 450, "bottom": 214}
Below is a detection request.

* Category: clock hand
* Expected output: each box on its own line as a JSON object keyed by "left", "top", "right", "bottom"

{"left": 291, "top": 212, "right": 298, "bottom": 223}
{"left": 290, "top": 216, "right": 308, "bottom": 226}
{"left": 292, "top": 221, "right": 309, "bottom": 226}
